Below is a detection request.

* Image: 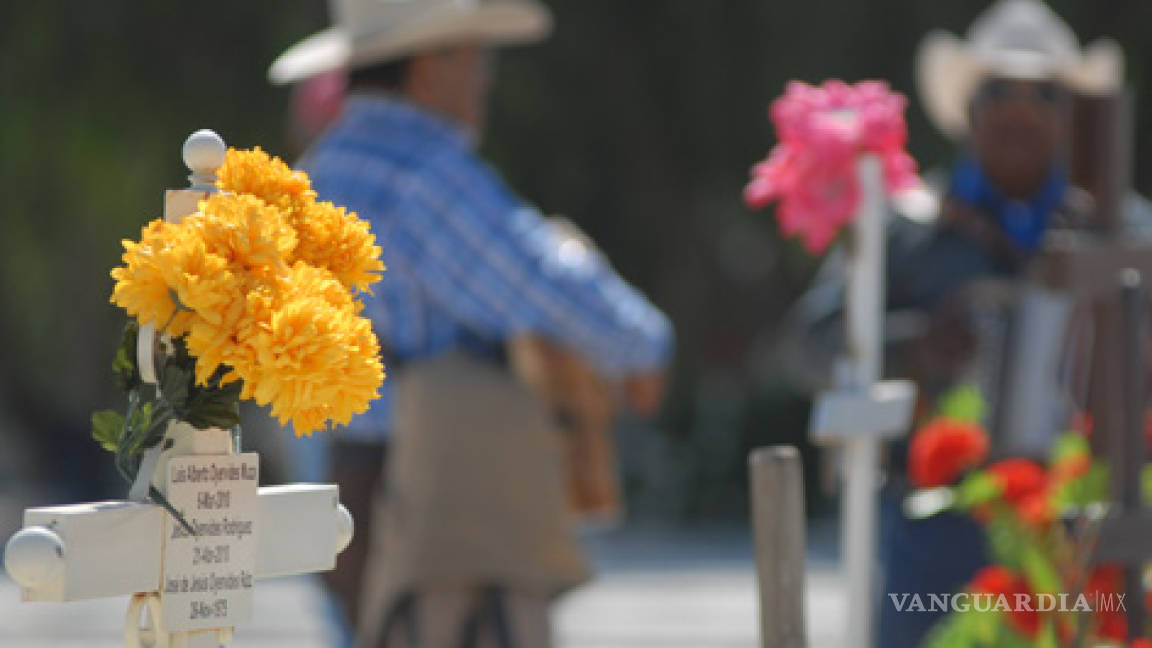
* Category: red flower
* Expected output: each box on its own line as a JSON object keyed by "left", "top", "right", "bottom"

{"left": 908, "top": 418, "right": 989, "bottom": 488}
{"left": 986, "top": 459, "right": 1047, "bottom": 506}
{"left": 1131, "top": 640, "right": 1152, "bottom": 648}
{"left": 1017, "top": 490, "right": 1056, "bottom": 528}
{"left": 1086, "top": 565, "right": 1128, "bottom": 641}
{"left": 970, "top": 566, "right": 1040, "bottom": 638}
{"left": 1098, "top": 613, "right": 1128, "bottom": 642}
{"left": 970, "top": 565, "right": 1016, "bottom": 593}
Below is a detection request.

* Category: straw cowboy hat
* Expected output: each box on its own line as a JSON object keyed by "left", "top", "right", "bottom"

{"left": 269, "top": 0, "right": 552, "bottom": 85}
{"left": 915, "top": 0, "right": 1124, "bottom": 138}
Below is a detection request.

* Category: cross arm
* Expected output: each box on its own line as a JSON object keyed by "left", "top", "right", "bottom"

{"left": 256, "top": 484, "right": 354, "bottom": 578}
{"left": 4, "top": 485, "right": 353, "bottom": 602}
{"left": 1030, "top": 231, "right": 1152, "bottom": 300}
{"left": 810, "top": 379, "right": 917, "bottom": 444}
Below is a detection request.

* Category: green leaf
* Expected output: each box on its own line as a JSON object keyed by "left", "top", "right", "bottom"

{"left": 111, "top": 322, "right": 140, "bottom": 393}
{"left": 923, "top": 601, "right": 1003, "bottom": 648}
{"left": 1143, "top": 464, "right": 1152, "bottom": 507}
{"left": 1033, "top": 619, "right": 1059, "bottom": 648}
{"left": 1050, "top": 431, "right": 1090, "bottom": 465}
{"left": 184, "top": 402, "right": 241, "bottom": 430}
{"left": 997, "top": 627, "right": 1036, "bottom": 648}
{"left": 114, "top": 395, "right": 157, "bottom": 483}
{"left": 937, "top": 384, "right": 987, "bottom": 423}
{"left": 159, "top": 363, "right": 191, "bottom": 411}
{"left": 139, "top": 401, "right": 173, "bottom": 450}
{"left": 183, "top": 376, "right": 241, "bottom": 430}
{"left": 985, "top": 508, "right": 1027, "bottom": 567}
{"left": 90, "top": 409, "right": 124, "bottom": 452}
{"left": 954, "top": 471, "right": 1002, "bottom": 510}
{"left": 1020, "top": 545, "right": 1061, "bottom": 594}
{"left": 1062, "top": 462, "right": 1109, "bottom": 508}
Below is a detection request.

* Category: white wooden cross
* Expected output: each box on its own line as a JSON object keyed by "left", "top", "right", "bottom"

{"left": 3, "top": 130, "right": 354, "bottom": 648}
{"left": 808, "top": 156, "right": 917, "bottom": 648}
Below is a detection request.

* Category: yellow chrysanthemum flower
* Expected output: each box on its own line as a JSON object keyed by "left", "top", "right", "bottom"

{"left": 229, "top": 263, "right": 384, "bottom": 436}
{"left": 111, "top": 220, "right": 225, "bottom": 337}
{"left": 218, "top": 147, "right": 384, "bottom": 294}
{"left": 292, "top": 200, "right": 385, "bottom": 294}
{"left": 190, "top": 193, "right": 298, "bottom": 273}
{"left": 111, "top": 219, "right": 181, "bottom": 329}
{"left": 111, "top": 146, "right": 386, "bottom": 437}
{"left": 217, "top": 147, "right": 315, "bottom": 215}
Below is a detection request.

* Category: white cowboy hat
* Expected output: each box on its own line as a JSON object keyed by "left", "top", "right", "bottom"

{"left": 268, "top": 0, "right": 552, "bottom": 86}
{"left": 915, "top": 0, "right": 1124, "bottom": 138}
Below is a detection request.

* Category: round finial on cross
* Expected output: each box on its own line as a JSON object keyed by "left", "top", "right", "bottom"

{"left": 4, "top": 526, "right": 65, "bottom": 589}
{"left": 182, "top": 129, "right": 226, "bottom": 191}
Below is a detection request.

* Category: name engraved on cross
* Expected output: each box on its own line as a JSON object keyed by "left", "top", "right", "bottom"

{"left": 163, "top": 454, "right": 259, "bottom": 631}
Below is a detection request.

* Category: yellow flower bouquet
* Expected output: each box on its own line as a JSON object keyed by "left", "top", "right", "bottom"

{"left": 92, "top": 147, "right": 385, "bottom": 493}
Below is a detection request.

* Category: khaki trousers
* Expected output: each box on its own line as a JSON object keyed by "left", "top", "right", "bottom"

{"left": 377, "top": 587, "right": 551, "bottom": 648}
{"left": 358, "top": 352, "right": 589, "bottom": 647}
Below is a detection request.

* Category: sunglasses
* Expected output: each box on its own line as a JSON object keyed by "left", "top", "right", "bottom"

{"left": 976, "top": 79, "right": 1067, "bottom": 107}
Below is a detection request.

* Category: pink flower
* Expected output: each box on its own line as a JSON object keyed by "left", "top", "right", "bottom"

{"left": 745, "top": 80, "right": 921, "bottom": 253}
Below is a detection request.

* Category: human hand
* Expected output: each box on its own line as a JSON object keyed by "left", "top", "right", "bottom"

{"left": 624, "top": 372, "right": 667, "bottom": 417}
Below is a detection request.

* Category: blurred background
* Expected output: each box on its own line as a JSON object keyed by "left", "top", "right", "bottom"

{"left": 1, "top": 1, "right": 1151, "bottom": 645}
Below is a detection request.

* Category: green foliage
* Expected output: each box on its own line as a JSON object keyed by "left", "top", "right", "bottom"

{"left": 924, "top": 599, "right": 1060, "bottom": 648}
{"left": 1048, "top": 431, "right": 1108, "bottom": 509}
{"left": 936, "top": 384, "right": 987, "bottom": 424}
{"left": 1053, "top": 461, "right": 1108, "bottom": 510}
{"left": 112, "top": 393, "right": 162, "bottom": 484}
{"left": 1033, "top": 622, "right": 1059, "bottom": 648}
{"left": 1049, "top": 431, "right": 1089, "bottom": 465}
{"left": 158, "top": 339, "right": 242, "bottom": 431}
{"left": 91, "top": 323, "right": 241, "bottom": 536}
{"left": 1019, "top": 545, "right": 1061, "bottom": 595}
{"left": 998, "top": 627, "right": 1041, "bottom": 648}
{"left": 924, "top": 426, "right": 1120, "bottom": 646}
{"left": 923, "top": 601, "right": 1002, "bottom": 648}
{"left": 1144, "top": 464, "right": 1152, "bottom": 506}
{"left": 90, "top": 409, "right": 124, "bottom": 452}
{"left": 954, "top": 471, "right": 1002, "bottom": 510}
{"left": 984, "top": 508, "right": 1029, "bottom": 569}
{"left": 97, "top": 332, "right": 241, "bottom": 473}
{"left": 111, "top": 322, "right": 141, "bottom": 393}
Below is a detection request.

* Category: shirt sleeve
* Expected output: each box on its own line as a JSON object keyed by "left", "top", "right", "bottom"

{"left": 385, "top": 161, "right": 673, "bottom": 376}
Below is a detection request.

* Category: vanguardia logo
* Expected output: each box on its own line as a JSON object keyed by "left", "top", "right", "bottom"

{"left": 888, "top": 592, "right": 1127, "bottom": 613}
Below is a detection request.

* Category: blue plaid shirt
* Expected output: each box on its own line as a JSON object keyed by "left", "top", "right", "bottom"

{"left": 299, "top": 94, "right": 674, "bottom": 440}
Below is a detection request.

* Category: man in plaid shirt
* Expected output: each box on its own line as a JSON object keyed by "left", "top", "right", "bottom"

{"left": 271, "top": 2, "right": 671, "bottom": 644}
{"left": 300, "top": 88, "right": 673, "bottom": 444}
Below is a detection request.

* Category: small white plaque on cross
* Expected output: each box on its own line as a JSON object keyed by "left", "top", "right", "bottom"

{"left": 162, "top": 454, "right": 259, "bottom": 632}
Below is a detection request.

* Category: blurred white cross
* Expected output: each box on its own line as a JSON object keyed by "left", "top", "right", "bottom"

{"left": 809, "top": 156, "right": 916, "bottom": 648}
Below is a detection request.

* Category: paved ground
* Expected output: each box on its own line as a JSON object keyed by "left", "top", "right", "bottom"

{"left": 0, "top": 524, "right": 847, "bottom": 647}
